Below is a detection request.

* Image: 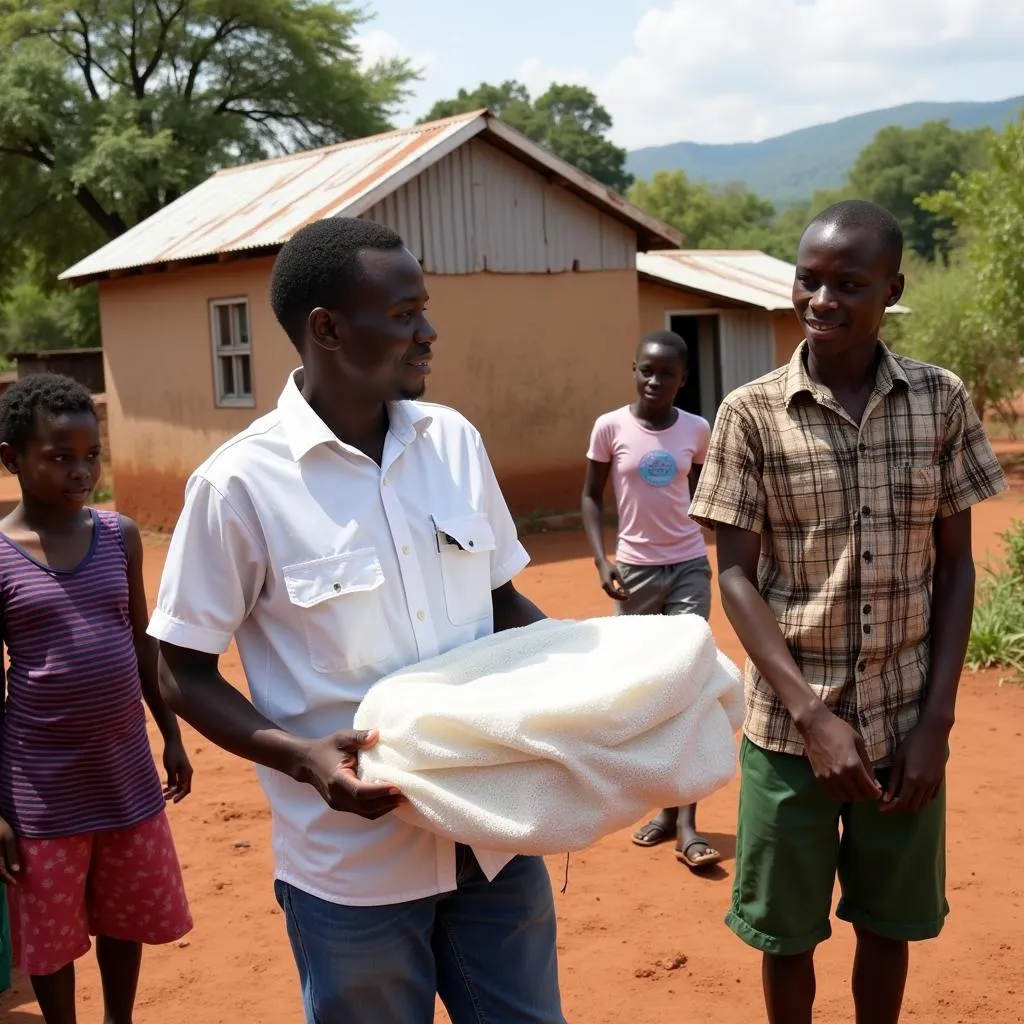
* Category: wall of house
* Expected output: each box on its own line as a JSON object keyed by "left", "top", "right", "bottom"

{"left": 363, "top": 138, "right": 637, "bottom": 274}
{"left": 98, "top": 262, "right": 639, "bottom": 527}
{"left": 637, "top": 279, "right": 733, "bottom": 338}
{"left": 773, "top": 311, "right": 805, "bottom": 367}
{"left": 98, "top": 259, "right": 285, "bottom": 528}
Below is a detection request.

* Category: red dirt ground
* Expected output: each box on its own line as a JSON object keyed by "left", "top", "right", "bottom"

{"left": 3, "top": 484, "right": 1024, "bottom": 1023}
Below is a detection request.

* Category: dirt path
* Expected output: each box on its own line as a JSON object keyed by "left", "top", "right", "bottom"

{"left": 3, "top": 489, "right": 1024, "bottom": 1023}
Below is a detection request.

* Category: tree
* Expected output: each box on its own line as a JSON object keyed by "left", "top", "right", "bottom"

{"left": 627, "top": 170, "right": 774, "bottom": 249}
{"left": 847, "top": 121, "right": 988, "bottom": 262}
{"left": 886, "top": 258, "right": 1021, "bottom": 427}
{"left": 917, "top": 112, "right": 1024, "bottom": 420}
{"left": 0, "top": 0, "right": 417, "bottom": 350}
{"left": 421, "top": 80, "right": 632, "bottom": 193}
{"left": 0, "top": 276, "right": 100, "bottom": 358}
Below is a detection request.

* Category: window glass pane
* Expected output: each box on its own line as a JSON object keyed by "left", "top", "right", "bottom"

{"left": 217, "top": 305, "right": 232, "bottom": 348}
{"left": 234, "top": 303, "right": 249, "bottom": 347}
{"left": 239, "top": 354, "right": 252, "bottom": 397}
{"left": 220, "top": 355, "right": 235, "bottom": 396}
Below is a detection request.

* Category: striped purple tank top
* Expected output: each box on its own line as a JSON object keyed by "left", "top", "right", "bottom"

{"left": 0, "top": 509, "right": 164, "bottom": 838}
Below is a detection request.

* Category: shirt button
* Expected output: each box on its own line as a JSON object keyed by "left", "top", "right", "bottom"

{"left": 859, "top": 442, "right": 867, "bottom": 453}
{"left": 333, "top": 583, "right": 341, "bottom": 592}
{"left": 402, "top": 545, "right": 410, "bottom": 555}
{"left": 863, "top": 551, "right": 873, "bottom": 563}
{"left": 861, "top": 505, "right": 871, "bottom": 516}
{"left": 417, "top": 610, "right": 426, "bottom": 622}
{"left": 382, "top": 478, "right": 389, "bottom": 487}
{"left": 863, "top": 624, "right": 871, "bottom": 634}
{"left": 858, "top": 660, "right": 867, "bottom": 673}
{"left": 863, "top": 604, "right": 871, "bottom": 614}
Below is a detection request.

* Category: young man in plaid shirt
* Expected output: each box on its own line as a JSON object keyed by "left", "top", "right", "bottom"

{"left": 690, "top": 200, "right": 1006, "bottom": 1024}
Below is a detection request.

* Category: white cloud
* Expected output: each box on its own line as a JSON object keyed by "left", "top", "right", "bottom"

{"left": 356, "top": 28, "right": 435, "bottom": 77}
{"left": 517, "top": 0, "right": 1024, "bottom": 148}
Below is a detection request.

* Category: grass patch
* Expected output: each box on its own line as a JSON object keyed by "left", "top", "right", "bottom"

{"left": 967, "top": 519, "right": 1024, "bottom": 678}
{"left": 92, "top": 484, "right": 114, "bottom": 503}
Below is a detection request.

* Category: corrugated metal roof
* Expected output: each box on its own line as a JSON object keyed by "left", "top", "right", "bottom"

{"left": 639, "top": 249, "right": 910, "bottom": 313}
{"left": 61, "top": 111, "right": 681, "bottom": 284}
{"left": 637, "top": 250, "right": 799, "bottom": 311}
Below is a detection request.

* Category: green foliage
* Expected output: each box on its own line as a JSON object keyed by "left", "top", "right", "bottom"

{"left": 922, "top": 113, "right": 1024, "bottom": 368}
{"left": 627, "top": 172, "right": 846, "bottom": 260}
{"left": 968, "top": 520, "right": 1024, "bottom": 677}
{"left": 847, "top": 121, "right": 989, "bottom": 262}
{"left": 0, "top": 1, "right": 415, "bottom": 248}
{"left": 0, "top": 277, "right": 100, "bottom": 354}
{"left": 422, "top": 80, "right": 632, "bottom": 193}
{"left": 628, "top": 170, "right": 773, "bottom": 249}
{"left": 0, "top": 0, "right": 416, "bottom": 355}
{"left": 884, "top": 257, "right": 1022, "bottom": 423}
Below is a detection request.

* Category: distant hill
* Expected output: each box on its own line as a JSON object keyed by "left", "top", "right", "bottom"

{"left": 626, "top": 96, "right": 1024, "bottom": 204}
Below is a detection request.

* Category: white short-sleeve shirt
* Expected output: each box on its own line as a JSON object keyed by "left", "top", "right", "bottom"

{"left": 149, "top": 371, "right": 530, "bottom": 906}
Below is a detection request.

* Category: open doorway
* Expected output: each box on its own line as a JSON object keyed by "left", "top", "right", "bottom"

{"left": 669, "top": 314, "right": 721, "bottom": 420}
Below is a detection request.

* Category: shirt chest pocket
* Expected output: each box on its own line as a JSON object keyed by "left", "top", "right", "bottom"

{"left": 433, "top": 513, "right": 497, "bottom": 627}
{"left": 889, "top": 462, "right": 941, "bottom": 530}
{"left": 283, "top": 549, "right": 390, "bottom": 674}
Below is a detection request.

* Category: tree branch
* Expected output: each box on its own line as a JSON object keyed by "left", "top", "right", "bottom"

{"left": 139, "top": 0, "right": 188, "bottom": 89}
{"left": 73, "top": 185, "right": 128, "bottom": 238}
{"left": 128, "top": 0, "right": 142, "bottom": 97}
{"left": 0, "top": 143, "right": 56, "bottom": 170}
{"left": 183, "top": 17, "right": 240, "bottom": 100}
{"left": 71, "top": 11, "right": 101, "bottom": 101}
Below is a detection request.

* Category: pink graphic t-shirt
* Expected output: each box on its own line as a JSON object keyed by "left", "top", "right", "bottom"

{"left": 588, "top": 406, "right": 711, "bottom": 567}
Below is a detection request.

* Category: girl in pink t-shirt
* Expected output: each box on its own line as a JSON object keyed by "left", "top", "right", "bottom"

{"left": 581, "top": 331, "right": 721, "bottom": 870}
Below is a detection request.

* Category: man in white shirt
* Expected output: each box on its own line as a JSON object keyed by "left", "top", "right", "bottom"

{"left": 150, "top": 218, "right": 565, "bottom": 1024}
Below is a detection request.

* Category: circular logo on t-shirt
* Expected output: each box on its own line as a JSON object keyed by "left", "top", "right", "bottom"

{"left": 638, "top": 450, "right": 678, "bottom": 488}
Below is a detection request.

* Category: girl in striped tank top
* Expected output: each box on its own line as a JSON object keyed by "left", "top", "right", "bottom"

{"left": 0, "top": 375, "right": 192, "bottom": 1023}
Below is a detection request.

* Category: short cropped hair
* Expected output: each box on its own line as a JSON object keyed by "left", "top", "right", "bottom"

{"left": 638, "top": 329, "right": 688, "bottom": 367}
{"left": 0, "top": 373, "right": 97, "bottom": 452}
{"left": 804, "top": 199, "right": 904, "bottom": 273}
{"left": 269, "top": 217, "right": 406, "bottom": 347}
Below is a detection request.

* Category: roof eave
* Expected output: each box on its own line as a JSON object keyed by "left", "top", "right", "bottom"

{"left": 637, "top": 269, "right": 792, "bottom": 312}
{"left": 60, "top": 108, "right": 682, "bottom": 284}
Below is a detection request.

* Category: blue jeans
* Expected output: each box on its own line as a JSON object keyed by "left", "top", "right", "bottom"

{"left": 274, "top": 849, "right": 565, "bottom": 1024}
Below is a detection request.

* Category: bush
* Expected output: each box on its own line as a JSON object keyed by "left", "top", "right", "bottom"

{"left": 886, "top": 257, "right": 1024, "bottom": 426}
{"left": 967, "top": 519, "right": 1024, "bottom": 675}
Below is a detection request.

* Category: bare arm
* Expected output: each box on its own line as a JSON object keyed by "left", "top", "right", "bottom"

{"left": 582, "top": 458, "right": 627, "bottom": 600}
{"left": 921, "top": 509, "right": 974, "bottom": 729}
{"left": 123, "top": 516, "right": 192, "bottom": 801}
{"left": 716, "top": 523, "right": 881, "bottom": 801}
{"left": 0, "top": 635, "right": 18, "bottom": 882}
{"left": 491, "top": 580, "right": 546, "bottom": 632}
{"left": 123, "top": 516, "right": 180, "bottom": 743}
{"left": 882, "top": 509, "right": 974, "bottom": 812}
{"left": 157, "top": 642, "right": 402, "bottom": 819}
{"left": 688, "top": 462, "right": 702, "bottom": 497}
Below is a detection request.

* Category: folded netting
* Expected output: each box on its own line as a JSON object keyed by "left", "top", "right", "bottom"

{"left": 355, "top": 615, "right": 743, "bottom": 855}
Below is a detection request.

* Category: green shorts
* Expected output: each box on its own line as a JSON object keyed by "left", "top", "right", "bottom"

{"left": 727, "top": 738, "right": 948, "bottom": 955}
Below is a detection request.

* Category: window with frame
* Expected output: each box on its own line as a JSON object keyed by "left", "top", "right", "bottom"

{"left": 210, "top": 298, "right": 254, "bottom": 407}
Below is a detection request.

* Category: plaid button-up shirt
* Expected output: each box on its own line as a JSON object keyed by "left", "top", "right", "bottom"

{"left": 690, "top": 342, "right": 1007, "bottom": 763}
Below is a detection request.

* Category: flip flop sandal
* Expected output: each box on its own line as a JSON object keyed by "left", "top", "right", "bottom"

{"left": 631, "top": 820, "right": 675, "bottom": 847}
{"left": 676, "top": 837, "right": 723, "bottom": 869}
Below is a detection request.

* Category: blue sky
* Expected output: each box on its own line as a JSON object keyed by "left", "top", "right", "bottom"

{"left": 358, "top": 0, "right": 1024, "bottom": 149}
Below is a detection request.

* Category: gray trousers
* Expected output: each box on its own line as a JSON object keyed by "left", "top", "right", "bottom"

{"left": 615, "top": 555, "right": 712, "bottom": 620}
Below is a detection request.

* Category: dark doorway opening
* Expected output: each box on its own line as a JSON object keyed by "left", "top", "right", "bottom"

{"left": 669, "top": 314, "right": 721, "bottom": 420}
